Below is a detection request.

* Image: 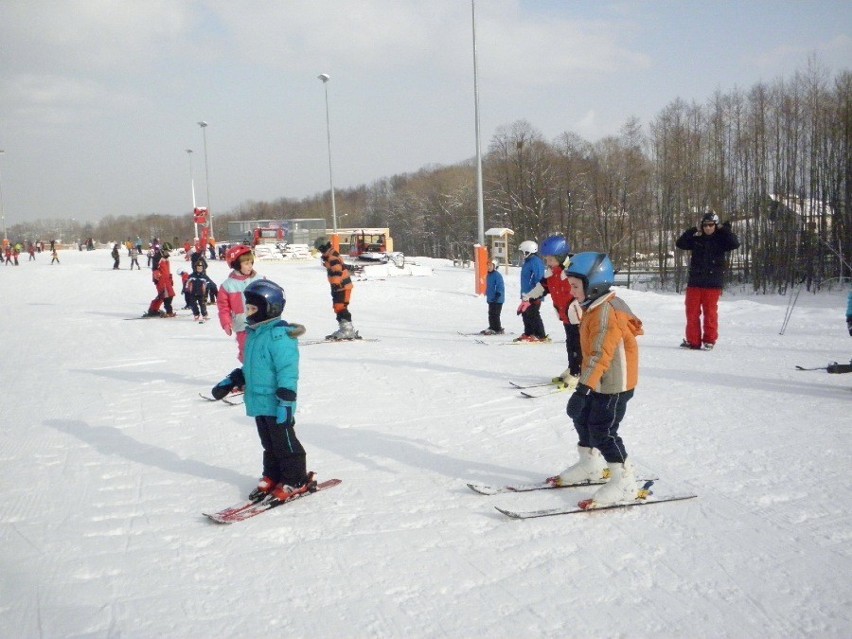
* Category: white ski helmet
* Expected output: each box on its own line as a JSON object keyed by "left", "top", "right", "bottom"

{"left": 518, "top": 240, "right": 538, "bottom": 256}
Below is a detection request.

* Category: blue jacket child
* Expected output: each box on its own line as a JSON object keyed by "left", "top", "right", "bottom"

{"left": 516, "top": 241, "right": 547, "bottom": 340}
{"left": 483, "top": 260, "right": 505, "bottom": 334}
{"left": 210, "top": 279, "right": 316, "bottom": 503}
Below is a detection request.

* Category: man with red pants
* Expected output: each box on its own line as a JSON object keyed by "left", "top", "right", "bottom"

{"left": 676, "top": 209, "right": 740, "bottom": 350}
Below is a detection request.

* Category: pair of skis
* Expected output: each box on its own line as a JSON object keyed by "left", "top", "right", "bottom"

{"left": 302, "top": 337, "right": 379, "bottom": 346}
{"left": 198, "top": 391, "right": 244, "bottom": 406}
{"left": 468, "top": 477, "right": 696, "bottom": 519}
{"left": 509, "top": 379, "right": 570, "bottom": 398}
{"left": 204, "top": 479, "right": 342, "bottom": 524}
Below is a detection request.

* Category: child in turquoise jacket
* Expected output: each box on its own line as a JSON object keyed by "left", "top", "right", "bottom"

{"left": 212, "top": 279, "right": 317, "bottom": 503}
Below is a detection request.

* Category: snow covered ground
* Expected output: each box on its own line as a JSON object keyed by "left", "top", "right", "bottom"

{"left": 1, "top": 248, "right": 850, "bottom": 639}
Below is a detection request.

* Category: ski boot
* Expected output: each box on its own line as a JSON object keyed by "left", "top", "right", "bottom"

{"left": 547, "top": 446, "right": 608, "bottom": 487}
{"left": 586, "top": 460, "right": 638, "bottom": 507}
{"left": 270, "top": 472, "right": 318, "bottom": 502}
{"left": 326, "top": 320, "right": 360, "bottom": 341}
{"left": 248, "top": 476, "right": 276, "bottom": 501}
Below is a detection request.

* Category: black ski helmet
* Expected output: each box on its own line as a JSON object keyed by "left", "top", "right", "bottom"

{"left": 313, "top": 236, "right": 332, "bottom": 253}
{"left": 701, "top": 210, "right": 720, "bottom": 227}
{"left": 243, "top": 279, "right": 286, "bottom": 325}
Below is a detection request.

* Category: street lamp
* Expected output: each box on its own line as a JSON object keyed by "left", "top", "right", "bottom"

{"left": 0, "top": 149, "right": 6, "bottom": 242}
{"left": 317, "top": 73, "right": 339, "bottom": 249}
{"left": 186, "top": 149, "right": 198, "bottom": 240}
{"left": 471, "top": 0, "right": 488, "bottom": 294}
{"left": 197, "top": 121, "right": 214, "bottom": 239}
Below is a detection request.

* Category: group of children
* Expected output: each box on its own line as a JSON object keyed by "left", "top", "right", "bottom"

{"left": 484, "top": 237, "right": 644, "bottom": 509}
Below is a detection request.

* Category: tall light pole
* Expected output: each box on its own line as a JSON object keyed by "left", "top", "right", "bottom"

{"left": 318, "top": 73, "right": 339, "bottom": 249}
{"left": 0, "top": 149, "right": 6, "bottom": 242}
{"left": 197, "top": 121, "right": 214, "bottom": 239}
{"left": 471, "top": 0, "right": 488, "bottom": 294}
{"left": 186, "top": 149, "right": 198, "bottom": 240}
{"left": 471, "top": 1, "right": 485, "bottom": 247}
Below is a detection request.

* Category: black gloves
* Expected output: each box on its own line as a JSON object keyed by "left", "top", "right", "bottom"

{"left": 827, "top": 361, "right": 852, "bottom": 374}
{"left": 210, "top": 368, "right": 245, "bottom": 400}
{"left": 566, "top": 383, "right": 592, "bottom": 420}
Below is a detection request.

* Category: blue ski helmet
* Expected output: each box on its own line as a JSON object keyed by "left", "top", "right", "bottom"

{"left": 563, "top": 252, "right": 614, "bottom": 301}
{"left": 244, "top": 279, "right": 286, "bottom": 325}
{"left": 539, "top": 235, "right": 571, "bottom": 261}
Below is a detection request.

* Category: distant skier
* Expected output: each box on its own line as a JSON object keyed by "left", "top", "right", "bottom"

{"left": 129, "top": 246, "right": 141, "bottom": 270}
{"left": 675, "top": 209, "right": 740, "bottom": 350}
{"left": 210, "top": 279, "right": 317, "bottom": 503}
{"left": 514, "top": 240, "right": 547, "bottom": 342}
{"left": 111, "top": 243, "right": 121, "bottom": 270}
{"left": 481, "top": 259, "right": 505, "bottom": 335}
{"left": 143, "top": 244, "right": 176, "bottom": 317}
{"left": 313, "top": 236, "right": 359, "bottom": 340}
{"left": 551, "top": 252, "right": 645, "bottom": 509}
{"left": 186, "top": 260, "right": 213, "bottom": 322}
{"left": 521, "top": 235, "right": 583, "bottom": 386}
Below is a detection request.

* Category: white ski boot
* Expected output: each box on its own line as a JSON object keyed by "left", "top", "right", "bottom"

{"left": 326, "top": 319, "right": 359, "bottom": 341}
{"left": 588, "top": 460, "right": 638, "bottom": 506}
{"left": 551, "top": 368, "right": 579, "bottom": 390}
{"left": 549, "top": 446, "right": 607, "bottom": 486}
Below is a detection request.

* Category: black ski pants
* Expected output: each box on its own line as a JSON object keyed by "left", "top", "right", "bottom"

{"left": 255, "top": 416, "right": 307, "bottom": 486}
{"left": 570, "top": 389, "right": 633, "bottom": 463}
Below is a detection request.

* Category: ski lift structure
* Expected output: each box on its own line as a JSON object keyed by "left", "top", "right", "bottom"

{"left": 486, "top": 227, "right": 514, "bottom": 273}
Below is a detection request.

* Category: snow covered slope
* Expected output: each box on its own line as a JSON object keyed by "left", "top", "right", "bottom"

{"left": 1, "top": 249, "right": 850, "bottom": 638}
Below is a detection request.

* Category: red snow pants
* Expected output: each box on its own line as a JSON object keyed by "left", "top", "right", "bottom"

{"left": 684, "top": 286, "right": 721, "bottom": 347}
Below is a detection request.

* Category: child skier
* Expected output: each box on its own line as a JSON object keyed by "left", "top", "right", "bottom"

{"left": 549, "top": 252, "right": 645, "bottom": 509}
{"left": 178, "top": 270, "right": 191, "bottom": 309}
{"left": 313, "top": 236, "right": 359, "bottom": 340}
{"left": 186, "top": 260, "right": 211, "bottom": 322}
{"left": 481, "top": 260, "right": 505, "bottom": 335}
{"left": 521, "top": 235, "right": 582, "bottom": 386}
{"left": 143, "top": 245, "right": 176, "bottom": 317}
{"left": 216, "top": 245, "right": 263, "bottom": 362}
{"left": 211, "top": 279, "right": 317, "bottom": 502}
{"left": 515, "top": 240, "right": 547, "bottom": 342}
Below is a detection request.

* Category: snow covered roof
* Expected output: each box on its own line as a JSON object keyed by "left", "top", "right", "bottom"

{"left": 485, "top": 228, "right": 514, "bottom": 236}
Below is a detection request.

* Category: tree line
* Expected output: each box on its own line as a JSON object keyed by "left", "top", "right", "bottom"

{"left": 12, "top": 59, "right": 850, "bottom": 293}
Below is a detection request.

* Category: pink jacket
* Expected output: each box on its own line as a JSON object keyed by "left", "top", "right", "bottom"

{"left": 217, "top": 270, "right": 261, "bottom": 334}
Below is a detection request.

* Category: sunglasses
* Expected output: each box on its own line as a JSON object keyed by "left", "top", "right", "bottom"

{"left": 702, "top": 222, "right": 716, "bottom": 227}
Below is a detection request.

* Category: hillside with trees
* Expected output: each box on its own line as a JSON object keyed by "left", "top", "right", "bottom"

{"left": 10, "top": 60, "right": 850, "bottom": 293}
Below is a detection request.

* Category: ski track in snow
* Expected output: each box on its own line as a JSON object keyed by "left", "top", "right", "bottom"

{"left": 1, "top": 249, "right": 850, "bottom": 638}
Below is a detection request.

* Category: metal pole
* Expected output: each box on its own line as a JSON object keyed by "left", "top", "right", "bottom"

{"left": 186, "top": 149, "right": 198, "bottom": 239}
{"left": 318, "top": 74, "right": 338, "bottom": 239}
{"left": 0, "top": 150, "right": 6, "bottom": 241}
{"left": 198, "top": 121, "right": 214, "bottom": 238}
{"left": 471, "top": 0, "right": 485, "bottom": 246}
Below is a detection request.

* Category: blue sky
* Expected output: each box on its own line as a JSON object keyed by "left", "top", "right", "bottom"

{"left": 0, "top": 0, "right": 850, "bottom": 225}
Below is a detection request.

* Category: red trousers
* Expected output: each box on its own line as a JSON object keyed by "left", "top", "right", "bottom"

{"left": 684, "top": 287, "right": 721, "bottom": 347}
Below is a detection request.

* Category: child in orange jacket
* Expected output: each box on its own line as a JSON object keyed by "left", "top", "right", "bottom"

{"left": 550, "top": 252, "right": 644, "bottom": 509}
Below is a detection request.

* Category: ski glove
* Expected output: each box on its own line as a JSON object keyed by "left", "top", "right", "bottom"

{"left": 566, "top": 383, "right": 592, "bottom": 421}
{"left": 517, "top": 301, "right": 531, "bottom": 315}
{"left": 211, "top": 367, "right": 245, "bottom": 400}
{"left": 275, "top": 388, "right": 297, "bottom": 427}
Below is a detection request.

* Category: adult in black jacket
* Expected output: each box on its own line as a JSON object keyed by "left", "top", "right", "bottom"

{"left": 675, "top": 210, "right": 740, "bottom": 349}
